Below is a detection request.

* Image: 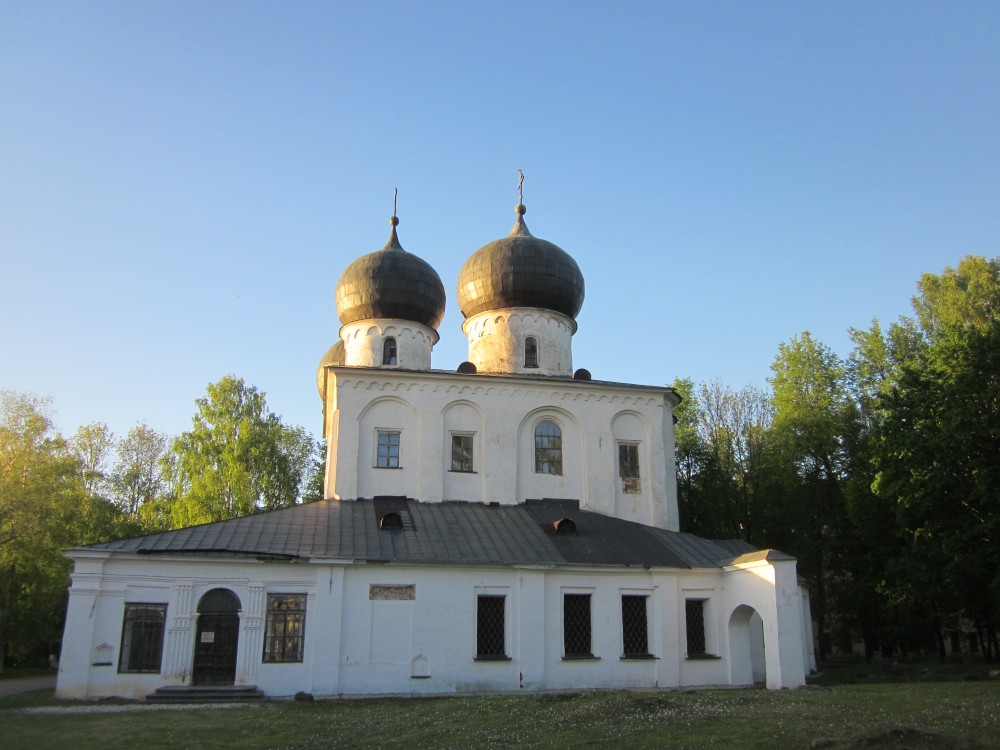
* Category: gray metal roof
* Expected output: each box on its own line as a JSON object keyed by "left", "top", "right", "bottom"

{"left": 72, "top": 498, "right": 762, "bottom": 570}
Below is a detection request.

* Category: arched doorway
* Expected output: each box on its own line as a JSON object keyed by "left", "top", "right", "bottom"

{"left": 193, "top": 589, "right": 241, "bottom": 686}
{"left": 728, "top": 605, "right": 766, "bottom": 686}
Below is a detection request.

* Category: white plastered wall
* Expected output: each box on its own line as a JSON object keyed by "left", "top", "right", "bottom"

{"left": 462, "top": 308, "right": 575, "bottom": 376}
{"left": 322, "top": 368, "right": 679, "bottom": 530}
{"left": 58, "top": 553, "right": 808, "bottom": 700}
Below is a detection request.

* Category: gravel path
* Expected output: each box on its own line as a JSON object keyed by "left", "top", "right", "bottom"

{"left": 20, "top": 703, "right": 254, "bottom": 714}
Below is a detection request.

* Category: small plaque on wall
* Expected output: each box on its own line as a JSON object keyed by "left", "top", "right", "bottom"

{"left": 369, "top": 584, "right": 416, "bottom": 601}
{"left": 200, "top": 631, "right": 215, "bottom": 643}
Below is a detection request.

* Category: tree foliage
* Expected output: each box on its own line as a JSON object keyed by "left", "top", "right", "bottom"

{"left": 166, "top": 376, "right": 316, "bottom": 526}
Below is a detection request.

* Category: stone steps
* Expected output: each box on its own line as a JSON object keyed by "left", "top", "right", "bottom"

{"left": 146, "top": 685, "right": 266, "bottom": 703}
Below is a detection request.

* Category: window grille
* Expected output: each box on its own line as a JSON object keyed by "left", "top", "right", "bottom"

{"left": 263, "top": 594, "right": 306, "bottom": 663}
{"left": 563, "top": 594, "right": 592, "bottom": 657}
{"left": 685, "top": 599, "right": 707, "bottom": 656}
{"left": 451, "top": 434, "right": 474, "bottom": 472}
{"left": 382, "top": 338, "right": 397, "bottom": 366}
{"left": 524, "top": 336, "right": 538, "bottom": 368}
{"left": 118, "top": 603, "right": 166, "bottom": 673}
{"left": 621, "top": 595, "right": 650, "bottom": 657}
{"left": 376, "top": 430, "right": 400, "bottom": 468}
{"left": 476, "top": 595, "right": 506, "bottom": 658}
{"left": 534, "top": 420, "right": 562, "bottom": 475}
{"left": 618, "top": 442, "right": 641, "bottom": 492}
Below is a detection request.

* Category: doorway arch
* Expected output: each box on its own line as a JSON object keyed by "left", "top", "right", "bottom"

{"left": 193, "top": 588, "right": 241, "bottom": 685}
{"left": 728, "top": 604, "right": 766, "bottom": 686}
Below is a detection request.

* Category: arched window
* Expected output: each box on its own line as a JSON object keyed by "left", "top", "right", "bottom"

{"left": 534, "top": 420, "right": 562, "bottom": 475}
{"left": 382, "top": 337, "right": 397, "bottom": 366}
{"left": 524, "top": 337, "right": 538, "bottom": 368}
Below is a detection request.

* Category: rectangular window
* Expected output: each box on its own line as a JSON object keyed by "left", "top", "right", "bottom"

{"left": 563, "top": 594, "right": 593, "bottom": 657}
{"left": 621, "top": 595, "right": 650, "bottom": 657}
{"left": 685, "top": 599, "right": 707, "bottom": 656}
{"left": 376, "top": 430, "right": 400, "bottom": 468}
{"left": 476, "top": 595, "right": 506, "bottom": 658}
{"left": 451, "top": 433, "right": 474, "bottom": 473}
{"left": 618, "top": 442, "right": 641, "bottom": 492}
{"left": 263, "top": 594, "right": 306, "bottom": 663}
{"left": 118, "top": 603, "right": 166, "bottom": 673}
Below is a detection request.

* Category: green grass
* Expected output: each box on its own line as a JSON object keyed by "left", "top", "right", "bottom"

{"left": 1, "top": 680, "right": 998, "bottom": 749}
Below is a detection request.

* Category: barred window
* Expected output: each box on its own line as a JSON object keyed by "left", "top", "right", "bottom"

{"left": 524, "top": 336, "right": 538, "bottom": 368}
{"left": 563, "top": 594, "right": 592, "bottom": 657}
{"left": 476, "top": 595, "right": 506, "bottom": 658}
{"left": 451, "top": 434, "right": 474, "bottom": 473}
{"left": 263, "top": 594, "right": 306, "bottom": 663}
{"left": 118, "top": 603, "right": 166, "bottom": 673}
{"left": 621, "top": 595, "right": 650, "bottom": 657}
{"left": 382, "top": 338, "right": 397, "bottom": 366}
{"left": 534, "top": 420, "right": 562, "bottom": 475}
{"left": 376, "top": 430, "right": 400, "bottom": 468}
{"left": 685, "top": 599, "right": 707, "bottom": 656}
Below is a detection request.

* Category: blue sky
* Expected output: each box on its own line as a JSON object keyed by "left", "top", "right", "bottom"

{"left": 2, "top": 1, "right": 998, "bottom": 442}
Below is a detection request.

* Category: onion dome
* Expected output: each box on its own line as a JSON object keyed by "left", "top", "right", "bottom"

{"left": 457, "top": 203, "right": 585, "bottom": 320}
{"left": 335, "top": 216, "right": 446, "bottom": 330}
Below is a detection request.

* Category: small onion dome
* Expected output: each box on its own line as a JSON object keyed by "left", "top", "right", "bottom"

{"left": 316, "top": 341, "right": 345, "bottom": 397}
{"left": 335, "top": 217, "right": 446, "bottom": 330}
{"left": 457, "top": 204, "right": 585, "bottom": 320}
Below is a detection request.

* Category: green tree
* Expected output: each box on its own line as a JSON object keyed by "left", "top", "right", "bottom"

{"left": 769, "top": 331, "right": 851, "bottom": 658}
{"left": 69, "top": 422, "right": 115, "bottom": 499}
{"left": 0, "top": 392, "right": 90, "bottom": 668}
{"left": 166, "top": 376, "right": 316, "bottom": 526}
{"left": 875, "top": 256, "right": 1000, "bottom": 658}
{"left": 112, "top": 423, "right": 168, "bottom": 520}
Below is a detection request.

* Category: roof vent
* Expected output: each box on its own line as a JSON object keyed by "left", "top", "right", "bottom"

{"left": 457, "top": 361, "right": 477, "bottom": 374}
{"left": 573, "top": 368, "right": 592, "bottom": 381}
{"left": 553, "top": 518, "right": 577, "bottom": 535}
{"left": 379, "top": 512, "right": 403, "bottom": 530}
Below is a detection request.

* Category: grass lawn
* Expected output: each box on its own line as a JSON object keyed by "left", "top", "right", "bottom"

{"left": 1, "top": 670, "right": 997, "bottom": 749}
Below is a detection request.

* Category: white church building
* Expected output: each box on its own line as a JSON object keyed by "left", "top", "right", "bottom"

{"left": 57, "top": 194, "right": 815, "bottom": 700}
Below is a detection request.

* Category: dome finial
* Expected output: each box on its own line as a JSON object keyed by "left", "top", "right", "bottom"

{"left": 384, "top": 187, "right": 403, "bottom": 250}
{"left": 511, "top": 169, "right": 531, "bottom": 236}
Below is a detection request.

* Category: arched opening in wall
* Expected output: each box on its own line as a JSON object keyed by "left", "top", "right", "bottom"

{"left": 524, "top": 337, "right": 538, "bottom": 368}
{"left": 193, "top": 588, "right": 241, "bottom": 686}
{"left": 728, "top": 604, "right": 766, "bottom": 686}
{"left": 383, "top": 338, "right": 397, "bottom": 366}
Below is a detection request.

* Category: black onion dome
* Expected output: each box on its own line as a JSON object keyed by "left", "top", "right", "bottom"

{"left": 336, "top": 218, "right": 446, "bottom": 330}
{"left": 457, "top": 205, "right": 585, "bottom": 320}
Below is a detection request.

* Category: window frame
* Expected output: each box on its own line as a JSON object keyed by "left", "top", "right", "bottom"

{"left": 450, "top": 432, "right": 475, "bottom": 473}
{"left": 620, "top": 594, "right": 653, "bottom": 659}
{"left": 118, "top": 603, "right": 167, "bottom": 674}
{"left": 262, "top": 593, "right": 307, "bottom": 664}
{"left": 617, "top": 441, "right": 641, "bottom": 492}
{"left": 375, "top": 429, "right": 401, "bottom": 469}
{"left": 562, "top": 591, "right": 596, "bottom": 659}
{"left": 474, "top": 594, "right": 509, "bottom": 660}
{"left": 382, "top": 337, "right": 397, "bottom": 366}
{"left": 524, "top": 336, "right": 539, "bottom": 368}
{"left": 534, "top": 419, "right": 563, "bottom": 475}
{"left": 685, "top": 598, "right": 711, "bottom": 658}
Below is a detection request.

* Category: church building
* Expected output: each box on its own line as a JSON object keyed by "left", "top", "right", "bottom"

{"left": 56, "top": 190, "right": 815, "bottom": 700}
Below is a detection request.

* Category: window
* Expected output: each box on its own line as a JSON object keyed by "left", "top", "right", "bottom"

{"left": 118, "top": 603, "right": 166, "bottom": 673}
{"left": 382, "top": 338, "right": 397, "bottom": 366}
{"left": 618, "top": 442, "right": 641, "bottom": 492}
{"left": 534, "top": 420, "right": 562, "bottom": 475}
{"left": 685, "top": 599, "right": 708, "bottom": 656}
{"left": 476, "top": 595, "right": 507, "bottom": 659}
{"left": 451, "top": 433, "right": 474, "bottom": 473}
{"left": 263, "top": 594, "right": 306, "bottom": 663}
{"left": 376, "top": 430, "right": 400, "bottom": 468}
{"left": 563, "top": 594, "right": 593, "bottom": 657}
{"left": 524, "top": 336, "right": 538, "bottom": 368}
{"left": 621, "top": 595, "right": 650, "bottom": 657}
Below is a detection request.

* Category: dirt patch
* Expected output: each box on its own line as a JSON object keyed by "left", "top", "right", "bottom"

{"left": 811, "top": 726, "right": 980, "bottom": 749}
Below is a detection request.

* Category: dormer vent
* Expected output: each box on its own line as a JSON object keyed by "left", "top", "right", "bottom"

{"left": 553, "top": 518, "right": 577, "bottom": 535}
